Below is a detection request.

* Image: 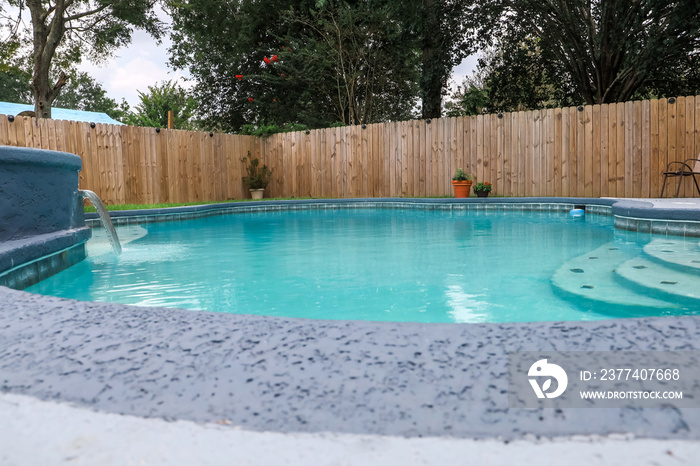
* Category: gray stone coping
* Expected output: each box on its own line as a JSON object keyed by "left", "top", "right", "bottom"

{"left": 1, "top": 286, "right": 699, "bottom": 440}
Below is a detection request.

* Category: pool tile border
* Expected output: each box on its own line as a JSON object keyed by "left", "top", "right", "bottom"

{"left": 84, "top": 197, "right": 700, "bottom": 238}
{"left": 0, "top": 243, "right": 86, "bottom": 290}
{"left": 85, "top": 199, "right": 612, "bottom": 228}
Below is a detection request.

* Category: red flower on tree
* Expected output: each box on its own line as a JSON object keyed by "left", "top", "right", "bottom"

{"left": 271, "top": 55, "right": 279, "bottom": 62}
{"left": 263, "top": 57, "right": 271, "bottom": 65}
{"left": 235, "top": 75, "right": 243, "bottom": 80}
{"left": 248, "top": 97, "right": 254, "bottom": 102}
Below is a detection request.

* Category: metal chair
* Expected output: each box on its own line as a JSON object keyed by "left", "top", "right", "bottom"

{"left": 660, "top": 158, "right": 700, "bottom": 198}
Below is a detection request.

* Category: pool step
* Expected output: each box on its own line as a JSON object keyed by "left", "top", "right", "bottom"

{"left": 643, "top": 238, "right": 700, "bottom": 272}
{"left": 616, "top": 258, "right": 700, "bottom": 301}
{"left": 551, "top": 243, "right": 677, "bottom": 308}
{"left": 87, "top": 225, "right": 148, "bottom": 257}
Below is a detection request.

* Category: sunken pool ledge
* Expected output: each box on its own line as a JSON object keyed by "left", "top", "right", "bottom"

{"left": 1, "top": 197, "right": 700, "bottom": 441}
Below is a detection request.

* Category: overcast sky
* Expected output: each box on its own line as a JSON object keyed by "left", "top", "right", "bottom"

{"left": 79, "top": 28, "right": 479, "bottom": 110}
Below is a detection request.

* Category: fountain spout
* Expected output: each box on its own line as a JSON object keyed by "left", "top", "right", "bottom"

{"left": 80, "top": 190, "right": 122, "bottom": 255}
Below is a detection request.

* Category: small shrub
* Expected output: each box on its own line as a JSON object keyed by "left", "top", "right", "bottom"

{"left": 452, "top": 168, "right": 474, "bottom": 181}
{"left": 473, "top": 181, "right": 492, "bottom": 193}
{"left": 241, "top": 152, "right": 273, "bottom": 189}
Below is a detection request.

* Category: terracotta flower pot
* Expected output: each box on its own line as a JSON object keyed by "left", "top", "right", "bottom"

{"left": 452, "top": 180, "right": 472, "bottom": 198}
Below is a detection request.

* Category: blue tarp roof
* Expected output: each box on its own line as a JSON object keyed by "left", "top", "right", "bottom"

{"left": 0, "top": 101, "right": 124, "bottom": 125}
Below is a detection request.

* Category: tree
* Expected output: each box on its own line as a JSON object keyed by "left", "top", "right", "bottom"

{"left": 282, "top": 0, "right": 419, "bottom": 126}
{"left": 0, "top": 38, "right": 32, "bottom": 103}
{"left": 4, "top": 0, "right": 163, "bottom": 118}
{"left": 413, "top": 0, "right": 475, "bottom": 119}
{"left": 0, "top": 66, "right": 32, "bottom": 104}
{"left": 479, "top": 0, "right": 700, "bottom": 104}
{"left": 168, "top": 0, "right": 420, "bottom": 132}
{"left": 125, "top": 80, "right": 197, "bottom": 130}
{"left": 54, "top": 72, "right": 128, "bottom": 120}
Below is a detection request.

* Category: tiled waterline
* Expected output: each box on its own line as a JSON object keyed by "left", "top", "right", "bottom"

{"left": 85, "top": 200, "right": 608, "bottom": 228}
{"left": 0, "top": 243, "right": 86, "bottom": 290}
{"left": 614, "top": 216, "right": 700, "bottom": 238}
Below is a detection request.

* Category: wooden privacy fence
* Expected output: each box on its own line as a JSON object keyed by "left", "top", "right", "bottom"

{"left": 262, "top": 95, "right": 700, "bottom": 199}
{"left": 1, "top": 95, "right": 699, "bottom": 204}
{"left": 0, "top": 118, "right": 259, "bottom": 205}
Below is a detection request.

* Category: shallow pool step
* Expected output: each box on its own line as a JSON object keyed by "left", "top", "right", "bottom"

{"left": 615, "top": 258, "right": 700, "bottom": 301}
{"left": 643, "top": 238, "right": 700, "bottom": 272}
{"left": 551, "top": 243, "right": 677, "bottom": 308}
{"left": 87, "top": 225, "right": 148, "bottom": 257}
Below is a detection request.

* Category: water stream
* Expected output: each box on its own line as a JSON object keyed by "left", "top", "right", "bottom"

{"left": 80, "top": 190, "right": 122, "bottom": 255}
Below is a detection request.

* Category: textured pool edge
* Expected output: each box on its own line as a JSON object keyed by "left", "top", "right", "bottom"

{"left": 0, "top": 285, "right": 699, "bottom": 440}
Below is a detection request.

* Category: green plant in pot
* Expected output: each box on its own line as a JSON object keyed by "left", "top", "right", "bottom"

{"left": 473, "top": 181, "right": 492, "bottom": 198}
{"left": 242, "top": 153, "right": 272, "bottom": 199}
{"left": 452, "top": 168, "right": 474, "bottom": 198}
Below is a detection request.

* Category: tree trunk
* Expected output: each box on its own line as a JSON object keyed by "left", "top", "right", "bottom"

{"left": 27, "top": 0, "right": 68, "bottom": 119}
{"left": 420, "top": 0, "right": 443, "bottom": 120}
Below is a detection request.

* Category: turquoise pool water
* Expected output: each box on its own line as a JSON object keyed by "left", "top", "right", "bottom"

{"left": 27, "top": 208, "right": 700, "bottom": 323}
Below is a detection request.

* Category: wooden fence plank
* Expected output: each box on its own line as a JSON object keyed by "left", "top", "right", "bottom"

{"left": 657, "top": 99, "right": 668, "bottom": 197}
{"left": 685, "top": 96, "right": 696, "bottom": 196}
{"left": 667, "top": 98, "right": 678, "bottom": 197}
{"left": 591, "top": 105, "right": 601, "bottom": 197}
{"left": 599, "top": 105, "right": 609, "bottom": 197}
{"left": 676, "top": 97, "right": 687, "bottom": 196}
{"left": 583, "top": 105, "right": 593, "bottom": 197}
{"left": 641, "top": 100, "right": 651, "bottom": 197}
{"left": 624, "top": 101, "right": 633, "bottom": 198}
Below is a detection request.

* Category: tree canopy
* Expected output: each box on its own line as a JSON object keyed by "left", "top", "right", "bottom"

{"left": 168, "top": 0, "right": 431, "bottom": 132}
{"left": 3, "top": 0, "right": 164, "bottom": 117}
{"left": 124, "top": 80, "right": 197, "bottom": 130}
{"left": 477, "top": 0, "right": 700, "bottom": 105}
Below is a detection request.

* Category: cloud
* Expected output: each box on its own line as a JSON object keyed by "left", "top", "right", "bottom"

{"left": 78, "top": 29, "right": 190, "bottom": 108}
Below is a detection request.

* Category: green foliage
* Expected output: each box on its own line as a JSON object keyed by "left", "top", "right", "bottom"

{"left": 125, "top": 81, "right": 198, "bottom": 130}
{"left": 168, "top": 0, "right": 426, "bottom": 131}
{"left": 54, "top": 72, "right": 128, "bottom": 120}
{"left": 5, "top": 0, "right": 164, "bottom": 117}
{"left": 476, "top": 0, "right": 700, "bottom": 104}
{"left": 239, "top": 122, "right": 309, "bottom": 137}
{"left": 0, "top": 56, "right": 129, "bottom": 120}
{"left": 0, "top": 66, "right": 32, "bottom": 104}
{"left": 445, "top": 82, "right": 490, "bottom": 117}
{"left": 0, "top": 41, "right": 32, "bottom": 104}
{"left": 241, "top": 153, "right": 273, "bottom": 189}
{"left": 449, "top": 35, "right": 577, "bottom": 115}
{"left": 411, "top": 0, "right": 476, "bottom": 119}
{"left": 452, "top": 168, "right": 474, "bottom": 181}
{"left": 473, "top": 181, "right": 491, "bottom": 193}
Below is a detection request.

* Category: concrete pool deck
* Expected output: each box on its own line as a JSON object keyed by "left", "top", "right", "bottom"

{"left": 2, "top": 196, "right": 700, "bottom": 464}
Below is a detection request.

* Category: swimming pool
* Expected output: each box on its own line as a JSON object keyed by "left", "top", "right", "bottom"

{"left": 27, "top": 206, "right": 700, "bottom": 323}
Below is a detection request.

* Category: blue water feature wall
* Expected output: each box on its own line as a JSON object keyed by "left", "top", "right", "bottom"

{"left": 0, "top": 145, "right": 91, "bottom": 289}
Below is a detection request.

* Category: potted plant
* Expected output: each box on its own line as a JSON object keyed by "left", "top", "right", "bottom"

{"left": 473, "top": 181, "right": 492, "bottom": 198}
{"left": 242, "top": 153, "right": 272, "bottom": 199}
{"left": 452, "top": 168, "right": 474, "bottom": 198}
